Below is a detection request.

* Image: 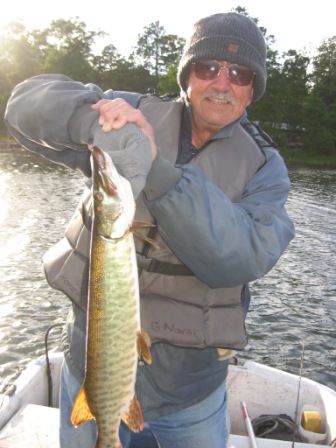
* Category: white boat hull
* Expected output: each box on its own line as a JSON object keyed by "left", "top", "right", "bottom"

{"left": 0, "top": 353, "right": 335, "bottom": 447}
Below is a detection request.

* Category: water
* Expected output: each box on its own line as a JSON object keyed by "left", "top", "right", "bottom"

{"left": 244, "top": 168, "right": 336, "bottom": 389}
{"left": 0, "top": 149, "right": 335, "bottom": 391}
{"left": 0, "top": 148, "right": 83, "bottom": 381}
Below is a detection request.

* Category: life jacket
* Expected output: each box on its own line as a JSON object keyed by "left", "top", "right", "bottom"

{"left": 44, "top": 94, "right": 266, "bottom": 353}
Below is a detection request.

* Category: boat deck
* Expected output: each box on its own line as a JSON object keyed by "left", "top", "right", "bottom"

{"left": 0, "top": 403, "right": 329, "bottom": 448}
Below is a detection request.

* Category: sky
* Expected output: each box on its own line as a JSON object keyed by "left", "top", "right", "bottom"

{"left": 0, "top": 0, "right": 335, "bottom": 58}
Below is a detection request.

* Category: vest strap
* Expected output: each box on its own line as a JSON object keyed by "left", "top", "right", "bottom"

{"left": 136, "top": 253, "right": 194, "bottom": 276}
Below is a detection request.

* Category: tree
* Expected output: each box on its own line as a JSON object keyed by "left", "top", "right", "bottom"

{"left": 0, "top": 21, "right": 46, "bottom": 127}
{"left": 280, "top": 50, "right": 310, "bottom": 131}
{"left": 134, "top": 21, "right": 185, "bottom": 89}
{"left": 0, "top": 22, "right": 44, "bottom": 85}
{"left": 41, "top": 18, "right": 103, "bottom": 82}
{"left": 91, "top": 45, "right": 155, "bottom": 92}
{"left": 244, "top": 14, "right": 288, "bottom": 143}
{"left": 1, "top": 11, "right": 336, "bottom": 158}
{"left": 92, "top": 44, "right": 121, "bottom": 73}
{"left": 157, "top": 62, "right": 180, "bottom": 96}
{"left": 311, "top": 36, "right": 336, "bottom": 105}
{"left": 301, "top": 94, "right": 336, "bottom": 155}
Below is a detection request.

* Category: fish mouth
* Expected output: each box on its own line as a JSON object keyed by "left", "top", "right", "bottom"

{"left": 99, "top": 170, "right": 117, "bottom": 195}
{"left": 90, "top": 146, "right": 118, "bottom": 195}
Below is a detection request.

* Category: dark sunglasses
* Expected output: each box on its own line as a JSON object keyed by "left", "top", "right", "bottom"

{"left": 192, "top": 60, "right": 255, "bottom": 86}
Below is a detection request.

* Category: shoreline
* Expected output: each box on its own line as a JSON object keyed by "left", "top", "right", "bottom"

{"left": 1, "top": 141, "right": 336, "bottom": 170}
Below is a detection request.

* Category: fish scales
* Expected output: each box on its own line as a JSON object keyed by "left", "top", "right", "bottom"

{"left": 71, "top": 146, "right": 149, "bottom": 448}
{"left": 87, "top": 235, "right": 139, "bottom": 446}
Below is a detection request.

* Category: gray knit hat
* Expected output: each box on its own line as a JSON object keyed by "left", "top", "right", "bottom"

{"left": 177, "top": 12, "right": 267, "bottom": 102}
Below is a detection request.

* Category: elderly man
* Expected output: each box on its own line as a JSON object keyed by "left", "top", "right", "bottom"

{"left": 5, "top": 12, "right": 295, "bottom": 448}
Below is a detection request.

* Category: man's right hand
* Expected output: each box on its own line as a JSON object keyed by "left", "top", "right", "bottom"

{"left": 90, "top": 117, "right": 153, "bottom": 200}
{"left": 92, "top": 99, "right": 157, "bottom": 161}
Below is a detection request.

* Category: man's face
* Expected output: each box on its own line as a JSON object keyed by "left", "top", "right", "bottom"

{"left": 186, "top": 60, "right": 254, "bottom": 139}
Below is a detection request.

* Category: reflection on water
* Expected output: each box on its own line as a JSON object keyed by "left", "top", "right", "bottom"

{"left": 244, "top": 167, "right": 336, "bottom": 389}
{"left": 0, "top": 149, "right": 84, "bottom": 380}
{"left": 0, "top": 149, "right": 335, "bottom": 391}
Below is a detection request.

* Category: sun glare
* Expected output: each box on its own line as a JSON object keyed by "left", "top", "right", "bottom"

{"left": 0, "top": 173, "right": 10, "bottom": 225}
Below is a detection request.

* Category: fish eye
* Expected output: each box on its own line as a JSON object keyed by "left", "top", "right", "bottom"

{"left": 94, "top": 192, "right": 104, "bottom": 202}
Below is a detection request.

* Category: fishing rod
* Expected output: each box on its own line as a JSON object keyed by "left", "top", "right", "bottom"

{"left": 44, "top": 320, "right": 64, "bottom": 407}
{"left": 292, "top": 342, "right": 305, "bottom": 448}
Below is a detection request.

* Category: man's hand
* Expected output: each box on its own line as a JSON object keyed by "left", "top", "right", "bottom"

{"left": 90, "top": 98, "right": 158, "bottom": 199}
{"left": 92, "top": 99, "right": 157, "bottom": 161}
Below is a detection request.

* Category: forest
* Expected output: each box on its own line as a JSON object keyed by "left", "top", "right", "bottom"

{"left": 1, "top": 7, "right": 336, "bottom": 163}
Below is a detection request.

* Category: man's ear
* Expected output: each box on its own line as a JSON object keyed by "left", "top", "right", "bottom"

{"left": 247, "top": 88, "right": 254, "bottom": 106}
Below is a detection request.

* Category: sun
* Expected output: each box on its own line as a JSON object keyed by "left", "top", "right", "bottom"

{"left": 0, "top": 0, "right": 78, "bottom": 32}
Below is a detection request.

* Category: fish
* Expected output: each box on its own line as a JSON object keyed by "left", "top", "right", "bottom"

{"left": 70, "top": 146, "right": 151, "bottom": 448}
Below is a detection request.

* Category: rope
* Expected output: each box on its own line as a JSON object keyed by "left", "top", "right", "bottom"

{"left": 252, "top": 414, "right": 302, "bottom": 442}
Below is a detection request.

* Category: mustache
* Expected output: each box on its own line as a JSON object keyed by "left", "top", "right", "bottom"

{"left": 201, "top": 90, "right": 236, "bottom": 105}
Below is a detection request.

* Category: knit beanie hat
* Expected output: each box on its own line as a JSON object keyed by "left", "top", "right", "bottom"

{"left": 177, "top": 12, "right": 267, "bottom": 102}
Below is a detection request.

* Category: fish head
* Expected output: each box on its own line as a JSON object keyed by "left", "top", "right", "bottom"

{"left": 90, "top": 147, "right": 135, "bottom": 239}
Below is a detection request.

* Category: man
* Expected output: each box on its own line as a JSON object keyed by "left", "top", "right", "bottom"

{"left": 5, "top": 12, "right": 295, "bottom": 448}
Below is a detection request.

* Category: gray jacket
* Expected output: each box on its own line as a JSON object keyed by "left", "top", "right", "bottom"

{"left": 4, "top": 74, "right": 295, "bottom": 420}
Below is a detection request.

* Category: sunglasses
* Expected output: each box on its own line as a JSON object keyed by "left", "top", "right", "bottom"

{"left": 192, "top": 60, "right": 255, "bottom": 86}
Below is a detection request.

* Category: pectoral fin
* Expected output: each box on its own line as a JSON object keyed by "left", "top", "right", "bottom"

{"left": 131, "top": 221, "right": 159, "bottom": 249}
{"left": 137, "top": 330, "right": 152, "bottom": 365}
{"left": 70, "top": 386, "right": 95, "bottom": 426}
{"left": 122, "top": 394, "right": 144, "bottom": 432}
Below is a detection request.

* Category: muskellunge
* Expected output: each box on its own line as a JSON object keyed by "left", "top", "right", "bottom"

{"left": 70, "top": 146, "right": 151, "bottom": 448}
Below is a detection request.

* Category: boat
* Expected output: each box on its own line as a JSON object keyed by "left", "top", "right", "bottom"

{"left": 0, "top": 351, "right": 335, "bottom": 448}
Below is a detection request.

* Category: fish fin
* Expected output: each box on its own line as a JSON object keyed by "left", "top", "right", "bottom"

{"left": 122, "top": 394, "right": 144, "bottom": 433}
{"left": 132, "top": 220, "right": 156, "bottom": 229}
{"left": 217, "top": 348, "right": 237, "bottom": 361}
{"left": 137, "top": 330, "right": 152, "bottom": 365}
{"left": 70, "top": 386, "right": 95, "bottom": 426}
{"left": 131, "top": 226, "right": 160, "bottom": 249}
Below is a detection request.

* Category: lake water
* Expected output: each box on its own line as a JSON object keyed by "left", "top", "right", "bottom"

{"left": 0, "top": 148, "right": 335, "bottom": 391}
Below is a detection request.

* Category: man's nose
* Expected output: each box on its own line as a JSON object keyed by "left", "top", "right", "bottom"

{"left": 213, "top": 67, "right": 231, "bottom": 89}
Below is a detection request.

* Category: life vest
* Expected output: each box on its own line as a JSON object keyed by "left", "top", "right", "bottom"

{"left": 43, "top": 94, "right": 266, "bottom": 351}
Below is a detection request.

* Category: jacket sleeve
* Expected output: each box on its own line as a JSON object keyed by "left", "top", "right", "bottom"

{"left": 143, "top": 146, "right": 295, "bottom": 288}
{"left": 4, "top": 74, "right": 143, "bottom": 177}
